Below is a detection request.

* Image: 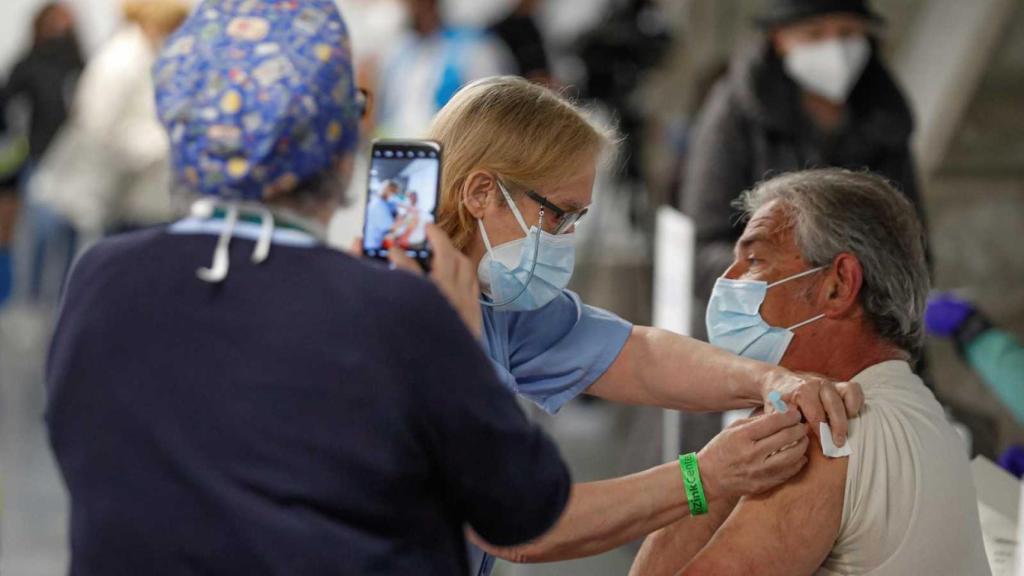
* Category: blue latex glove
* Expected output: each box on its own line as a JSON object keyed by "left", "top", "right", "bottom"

{"left": 999, "top": 446, "right": 1024, "bottom": 479}
{"left": 925, "top": 292, "right": 976, "bottom": 337}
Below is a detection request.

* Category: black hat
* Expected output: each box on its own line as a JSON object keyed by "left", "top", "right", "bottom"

{"left": 754, "top": 0, "right": 884, "bottom": 28}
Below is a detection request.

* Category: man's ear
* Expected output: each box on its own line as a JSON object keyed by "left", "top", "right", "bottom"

{"left": 823, "top": 253, "right": 863, "bottom": 319}
{"left": 462, "top": 170, "right": 497, "bottom": 220}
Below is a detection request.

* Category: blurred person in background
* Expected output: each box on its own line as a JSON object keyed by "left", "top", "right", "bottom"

{"left": 382, "top": 76, "right": 866, "bottom": 576}
{"left": 0, "top": 112, "right": 29, "bottom": 306}
{"left": 0, "top": 2, "right": 84, "bottom": 303}
{"left": 29, "top": 0, "right": 189, "bottom": 264}
{"left": 490, "top": 0, "right": 552, "bottom": 86}
{"left": 927, "top": 292, "right": 1024, "bottom": 426}
{"left": 675, "top": 0, "right": 923, "bottom": 458}
{"left": 374, "top": 0, "right": 513, "bottom": 137}
{"left": 573, "top": 0, "right": 672, "bottom": 225}
{"left": 46, "top": 2, "right": 576, "bottom": 573}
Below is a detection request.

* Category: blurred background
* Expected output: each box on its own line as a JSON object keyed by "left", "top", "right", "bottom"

{"left": 0, "top": 0, "right": 1022, "bottom": 574}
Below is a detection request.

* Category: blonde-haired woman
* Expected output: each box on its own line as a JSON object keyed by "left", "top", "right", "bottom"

{"left": 389, "top": 77, "right": 863, "bottom": 574}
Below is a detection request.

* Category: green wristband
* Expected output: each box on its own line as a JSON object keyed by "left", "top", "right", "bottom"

{"left": 679, "top": 452, "right": 708, "bottom": 516}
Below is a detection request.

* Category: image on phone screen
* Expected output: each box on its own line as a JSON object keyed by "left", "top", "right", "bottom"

{"left": 362, "top": 142, "right": 440, "bottom": 264}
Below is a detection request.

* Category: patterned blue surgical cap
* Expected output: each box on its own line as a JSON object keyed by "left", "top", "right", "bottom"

{"left": 154, "top": 0, "right": 360, "bottom": 201}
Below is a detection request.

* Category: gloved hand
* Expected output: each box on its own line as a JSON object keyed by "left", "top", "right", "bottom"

{"left": 925, "top": 292, "right": 977, "bottom": 337}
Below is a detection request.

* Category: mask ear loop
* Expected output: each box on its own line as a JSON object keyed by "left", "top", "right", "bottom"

{"left": 772, "top": 265, "right": 828, "bottom": 331}
{"left": 251, "top": 205, "right": 274, "bottom": 264}
{"left": 196, "top": 204, "right": 238, "bottom": 283}
{"left": 767, "top": 265, "right": 827, "bottom": 289}
{"left": 787, "top": 313, "right": 826, "bottom": 331}
{"left": 478, "top": 209, "right": 543, "bottom": 308}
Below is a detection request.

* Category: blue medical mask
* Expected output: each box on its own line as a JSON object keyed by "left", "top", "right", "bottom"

{"left": 705, "top": 266, "right": 827, "bottom": 365}
{"left": 477, "top": 182, "right": 575, "bottom": 312}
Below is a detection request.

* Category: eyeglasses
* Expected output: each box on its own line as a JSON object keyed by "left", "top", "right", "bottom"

{"left": 523, "top": 189, "right": 588, "bottom": 235}
{"left": 355, "top": 88, "right": 373, "bottom": 120}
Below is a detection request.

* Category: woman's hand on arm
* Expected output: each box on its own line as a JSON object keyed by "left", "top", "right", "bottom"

{"left": 760, "top": 370, "right": 864, "bottom": 446}
{"left": 698, "top": 409, "right": 809, "bottom": 502}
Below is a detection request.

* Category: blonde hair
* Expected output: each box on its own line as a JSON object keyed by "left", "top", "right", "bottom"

{"left": 123, "top": 0, "right": 190, "bottom": 36}
{"left": 428, "top": 76, "right": 613, "bottom": 251}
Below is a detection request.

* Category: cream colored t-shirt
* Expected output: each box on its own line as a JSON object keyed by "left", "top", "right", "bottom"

{"left": 817, "top": 361, "right": 990, "bottom": 575}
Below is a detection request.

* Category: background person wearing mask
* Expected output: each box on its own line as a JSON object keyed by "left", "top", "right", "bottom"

{"left": 0, "top": 2, "right": 84, "bottom": 303}
{"left": 30, "top": 0, "right": 188, "bottom": 247}
{"left": 383, "top": 76, "right": 865, "bottom": 576}
{"left": 45, "top": 3, "right": 573, "bottom": 573}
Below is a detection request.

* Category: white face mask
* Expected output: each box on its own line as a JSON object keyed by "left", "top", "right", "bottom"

{"left": 783, "top": 36, "right": 870, "bottom": 103}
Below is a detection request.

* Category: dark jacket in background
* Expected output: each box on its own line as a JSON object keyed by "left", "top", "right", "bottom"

{"left": 0, "top": 35, "right": 84, "bottom": 161}
{"left": 491, "top": 12, "right": 550, "bottom": 80}
{"left": 682, "top": 38, "right": 922, "bottom": 313}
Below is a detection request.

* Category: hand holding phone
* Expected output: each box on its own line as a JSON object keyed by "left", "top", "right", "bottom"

{"left": 386, "top": 224, "right": 483, "bottom": 338}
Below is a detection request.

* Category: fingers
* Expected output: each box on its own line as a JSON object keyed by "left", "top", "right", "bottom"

{"left": 388, "top": 247, "right": 421, "bottom": 274}
{"left": 425, "top": 224, "right": 455, "bottom": 259}
{"left": 350, "top": 237, "right": 364, "bottom": 256}
{"left": 739, "top": 409, "right": 801, "bottom": 442}
{"left": 820, "top": 383, "right": 849, "bottom": 446}
{"left": 753, "top": 419, "right": 808, "bottom": 454}
{"left": 762, "top": 436, "right": 810, "bottom": 479}
{"left": 838, "top": 381, "right": 865, "bottom": 417}
{"left": 791, "top": 381, "right": 826, "bottom": 427}
{"left": 425, "top": 225, "right": 456, "bottom": 281}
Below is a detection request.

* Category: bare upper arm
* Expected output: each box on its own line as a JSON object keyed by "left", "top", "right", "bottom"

{"left": 586, "top": 326, "right": 643, "bottom": 403}
{"left": 678, "top": 430, "right": 848, "bottom": 576}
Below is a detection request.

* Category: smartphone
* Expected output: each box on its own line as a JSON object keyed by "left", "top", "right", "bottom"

{"left": 362, "top": 139, "right": 441, "bottom": 269}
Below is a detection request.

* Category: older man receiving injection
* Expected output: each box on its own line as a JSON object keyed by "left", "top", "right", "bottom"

{"left": 631, "top": 169, "right": 989, "bottom": 576}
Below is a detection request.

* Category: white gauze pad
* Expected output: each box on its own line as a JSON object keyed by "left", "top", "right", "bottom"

{"left": 820, "top": 422, "right": 852, "bottom": 458}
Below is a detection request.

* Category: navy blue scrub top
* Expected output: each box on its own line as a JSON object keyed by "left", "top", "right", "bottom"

{"left": 45, "top": 219, "right": 572, "bottom": 576}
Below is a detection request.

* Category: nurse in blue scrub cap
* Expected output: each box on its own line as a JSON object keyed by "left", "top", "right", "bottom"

{"left": 48, "top": 2, "right": 587, "bottom": 573}
{"left": 384, "top": 76, "right": 868, "bottom": 574}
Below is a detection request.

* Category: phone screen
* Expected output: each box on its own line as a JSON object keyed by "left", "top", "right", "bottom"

{"left": 362, "top": 140, "right": 441, "bottom": 266}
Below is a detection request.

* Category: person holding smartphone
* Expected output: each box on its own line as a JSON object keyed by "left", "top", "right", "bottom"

{"left": 383, "top": 76, "right": 866, "bottom": 575}
{"left": 45, "top": 3, "right": 576, "bottom": 574}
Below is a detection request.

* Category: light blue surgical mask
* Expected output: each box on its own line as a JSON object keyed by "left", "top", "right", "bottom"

{"left": 477, "top": 181, "right": 575, "bottom": 312}
{"left": 705, "top": 266, "right": 827, "bottom": 365}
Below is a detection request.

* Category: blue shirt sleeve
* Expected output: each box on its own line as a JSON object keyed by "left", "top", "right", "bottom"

{"left": 481, "top": 290, "right": 633, "bottom": 414}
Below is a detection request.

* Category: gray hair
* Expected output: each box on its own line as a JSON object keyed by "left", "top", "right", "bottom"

{"left": 737, "top": 168, "right": 930, "bottom": 356}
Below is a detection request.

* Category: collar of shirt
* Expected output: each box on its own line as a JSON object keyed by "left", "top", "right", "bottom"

{"left": 168, "top": 208, "right": 324, "bottom": 248}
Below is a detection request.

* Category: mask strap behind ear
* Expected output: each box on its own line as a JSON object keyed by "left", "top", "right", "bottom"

{"left": 478, "top": 219, "right": 494, "bottom": 253}
{"left": 768, "top": 265, "right": 827, "bottom": 289}
{"left": 787, "top": 313, "right": 826, "bottom": 332}
{"left": 496, "top": 179, "right": 532, "bottom": 234}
